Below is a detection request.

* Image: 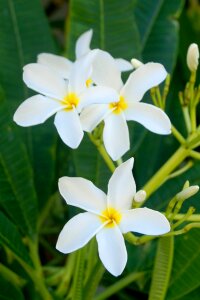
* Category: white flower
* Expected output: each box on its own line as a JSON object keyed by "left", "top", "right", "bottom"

{"left": 37, "top": 29, "right": 132, "bottom": 79}
{"left": 80, "top": 51, "right": 172, "bottom": 160}
{"left": 186, "top": 43, "right": 199, "bottom": 72}
{"left": 56, "top": 158, "right": 170, "bottom": 276}
{"left": 13, "top": 53, "right": 118, "bottom": 149}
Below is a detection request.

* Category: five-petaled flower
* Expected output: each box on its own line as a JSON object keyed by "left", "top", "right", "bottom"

{"left": 37, "top": 29, "right": 133, "bottom": 79}
{"left": 81, "top": 50, "right": 172, "bottom": 160}
{"left": 56, "top": 158, "right": 170, "bottom": 276}
{"left": 13, "top": 53, "right": 118, "bottom": 148}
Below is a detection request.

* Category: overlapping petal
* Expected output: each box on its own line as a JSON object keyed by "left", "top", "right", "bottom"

{"left": 96, "top": 225, "right": 127, "bottom": 276}
{"left": 13, "top": 95, "right": 62, "bottom": 126}
{"left": 120, "top": 63, "right": 167, "bottom": 102}
{"left": 54, "top": 109, "right": 83, "bottom": 148}
{"left": 120, "top": 208, "right": 170, "bottom": 235}
{"left": 75, "top": 29, "right": 93, "bottom": 59}
{"left": 37, "top": 53, "right": 73, "bottom": 79}
{"left": 80, "top": 104, "right": 109, "bottom": 132}
{"left": 79, "top": 86, "right": 118, "bottom": 110}
{"left": 56, "top": 212, "right": 104, "bottom": 253}
{"left": 107, "top": 158, "right": 136, "bottom": 210}
{"left": 68, "top": 51, "right": 96, "bottom": 93}
{"left": 58, "top": 177, "right": 107, "bottom": 214}
{"left": 23, "top": 63, "right": 67, "bottom": 99}
{"left": 91, "top": 49, "right": 123, "bottom": 91}
{"left": 103, "top": 113, "right": 130, "bottom": 161}
{"left": 124, "top": 102, "right": 171, "bottom": 134}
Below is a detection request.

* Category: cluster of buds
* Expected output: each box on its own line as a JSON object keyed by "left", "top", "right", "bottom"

{"left": 178, "top": 43, "right": 200, "bottom": 134}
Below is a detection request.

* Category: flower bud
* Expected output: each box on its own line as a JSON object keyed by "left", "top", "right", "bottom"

{"left": 177, "top": 185, "right": 199, "bottom": 201}
{"left": 131, "top": 58, "right": 143, "bottom": 69}
{"left": 186, "top": 43, "right": 199, "bottom": 72}
{"left": 134, "top": 190, "right": 146, "bottom": 203}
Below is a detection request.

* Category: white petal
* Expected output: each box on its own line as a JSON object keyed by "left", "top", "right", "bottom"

{"left": 96, "top": 224, "right": 127, "bottom": 276}
{"left": 103, "top": 113, "right": 130, "bottom": 161}
{"left": 107, "top": 158, "right": 136, "bottom": 210}
{"left": 75, "top": 29, "right": 93, "bottom": 59}
{"left": 120, "top": 208, "right": 170, "bottom": 235}
{"left": 91, "top": 49, "right": 123, "bottom": 91}
{"left": 56, "top": 212, "right": 103, "bottom": 253}
{"left": 13, "top": 95, "right": 62, "bottom": 126}
{"left": 54, "top": 109, "right": 83, "bottom": 148}
{"left": 58, "top": 176, "right": 107, "bottom": 214}
{"left": 115, "top": 58, "right": 133, "bottom": 72}
{"left": 23, "top": 63, "right": 67, "bottom": 99}
{"left": 37, "top": 53, "right": 73, "bottom": 79}
{"left": 120, "top": 63, "right": 167, "bottom": 102}
{"left": 124, "top": 102, "right": 171, "bottom": 134}
{"left": 68, "top": 51, "right": 96, "bottom": 93}
{"left": 80, "top": 104, "right": 109, "bottom": 132}
{"left": 79, "top": 86, "right": 118, "bottom": 110}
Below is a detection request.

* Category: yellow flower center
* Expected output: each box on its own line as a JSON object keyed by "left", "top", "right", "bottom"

{"left": 109, "top": 96, "right": 128, "bottom": 114}
{"left": 100, "top": 207, "right": 122, "bottom": 228}
{"left": 61, "top": 93, "right": 79, "bottom": 111}
{"left": 86, "top": 78, "right": 92, "bottom": 88}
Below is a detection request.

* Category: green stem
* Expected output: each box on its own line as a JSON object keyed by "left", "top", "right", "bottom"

{"left": 56, "top": 252, "right": 76, "bottom": 297}
{"left": 173, "top": 213, "right": 200, "bottom": 222}
{"left": 190, "top": 105, "right": 197, "bottom": 133}
{"left": 189, "top": 150, "right": 200, "bottom": 160}
{"left": 12, "top": 252, "right": 52, "bottom": 300}
{"left": 139, "top": 147, "right": 189, "bottom": 204}
{"left": 172, "top": 207, "right": 195, "bottom": 229}
{"left": 164, "top": 160, "right": 193, "bottom": 181}
{"left": 88, "top": 133, "right": 116, "bottom": 172}
{"left": 171, "top": 125, "right": 186, "bottom": 144}
{"left": 0, "top": 263, "right": 26, "bottom": 287}
{"left": 38, "top": 192, "right": 59, "bottom": 230}
{"left": 84, "top": 238, "right": 97, "bottom": 284}
{"left": 94, "top": 271, "right": 148, "bottom": 300}
{"left": 182, "top": 106, "right": 191, "bottom": 133}
{"left": 84, "top": 263, "right": 105, "bottom": 300}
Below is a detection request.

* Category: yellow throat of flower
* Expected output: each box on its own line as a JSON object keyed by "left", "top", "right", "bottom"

{"left": 86, "top": 78, "right": 92, "bottom": 88}
{"left": 61, "top": 93, "right": 79, "bottom": 110}
{"left": 100, "top": 207, "right": 122, "bottom": 228}
{"left": 109, "top": 96, "right": 128, "bottom": 114}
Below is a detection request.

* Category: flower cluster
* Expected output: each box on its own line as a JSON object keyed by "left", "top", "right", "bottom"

{"left": 14, "top": 29, "right": 171, "bottom": 160}
{"left": 13, "top": 30, "right": 171, "bottom": 276}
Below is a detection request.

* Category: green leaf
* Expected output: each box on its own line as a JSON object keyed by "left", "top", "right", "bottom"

{"left": 0, "top": 91, "right": 37, "bottom": 236}
{"left": 149, "top": 236, "right": 174, "bottom": 300}
{"left": 178, "top": 287, "right": 200, "bottom": 300}
{"left": 0, "top": 0, "right": 57, "bottom": 208}
{"left": 0, "top": 275, "right": 24, "bottom": 300}
{"left": 166, "top": 230, "right": 200, "bottom": 300}
{"left": 66, "top": 0, "right": 141, "bottom": 59}
{"left": 135, "top": 0, "right": 185, "bottom": 72}
{"left": 0, "top": 212, "right": 32, "bottom": 266}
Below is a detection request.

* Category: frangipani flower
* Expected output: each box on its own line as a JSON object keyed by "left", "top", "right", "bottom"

{"left": 56, "top": 158, "right": 170, "bottom": 276}
{"left": 14, "top": 53, "right": 118, "bottom": 148}
{"left": 81, "top": 52, "right": 172, "bottom": 160}
{"left": 38, "top": 29, "right": 132, "bottom": 79}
